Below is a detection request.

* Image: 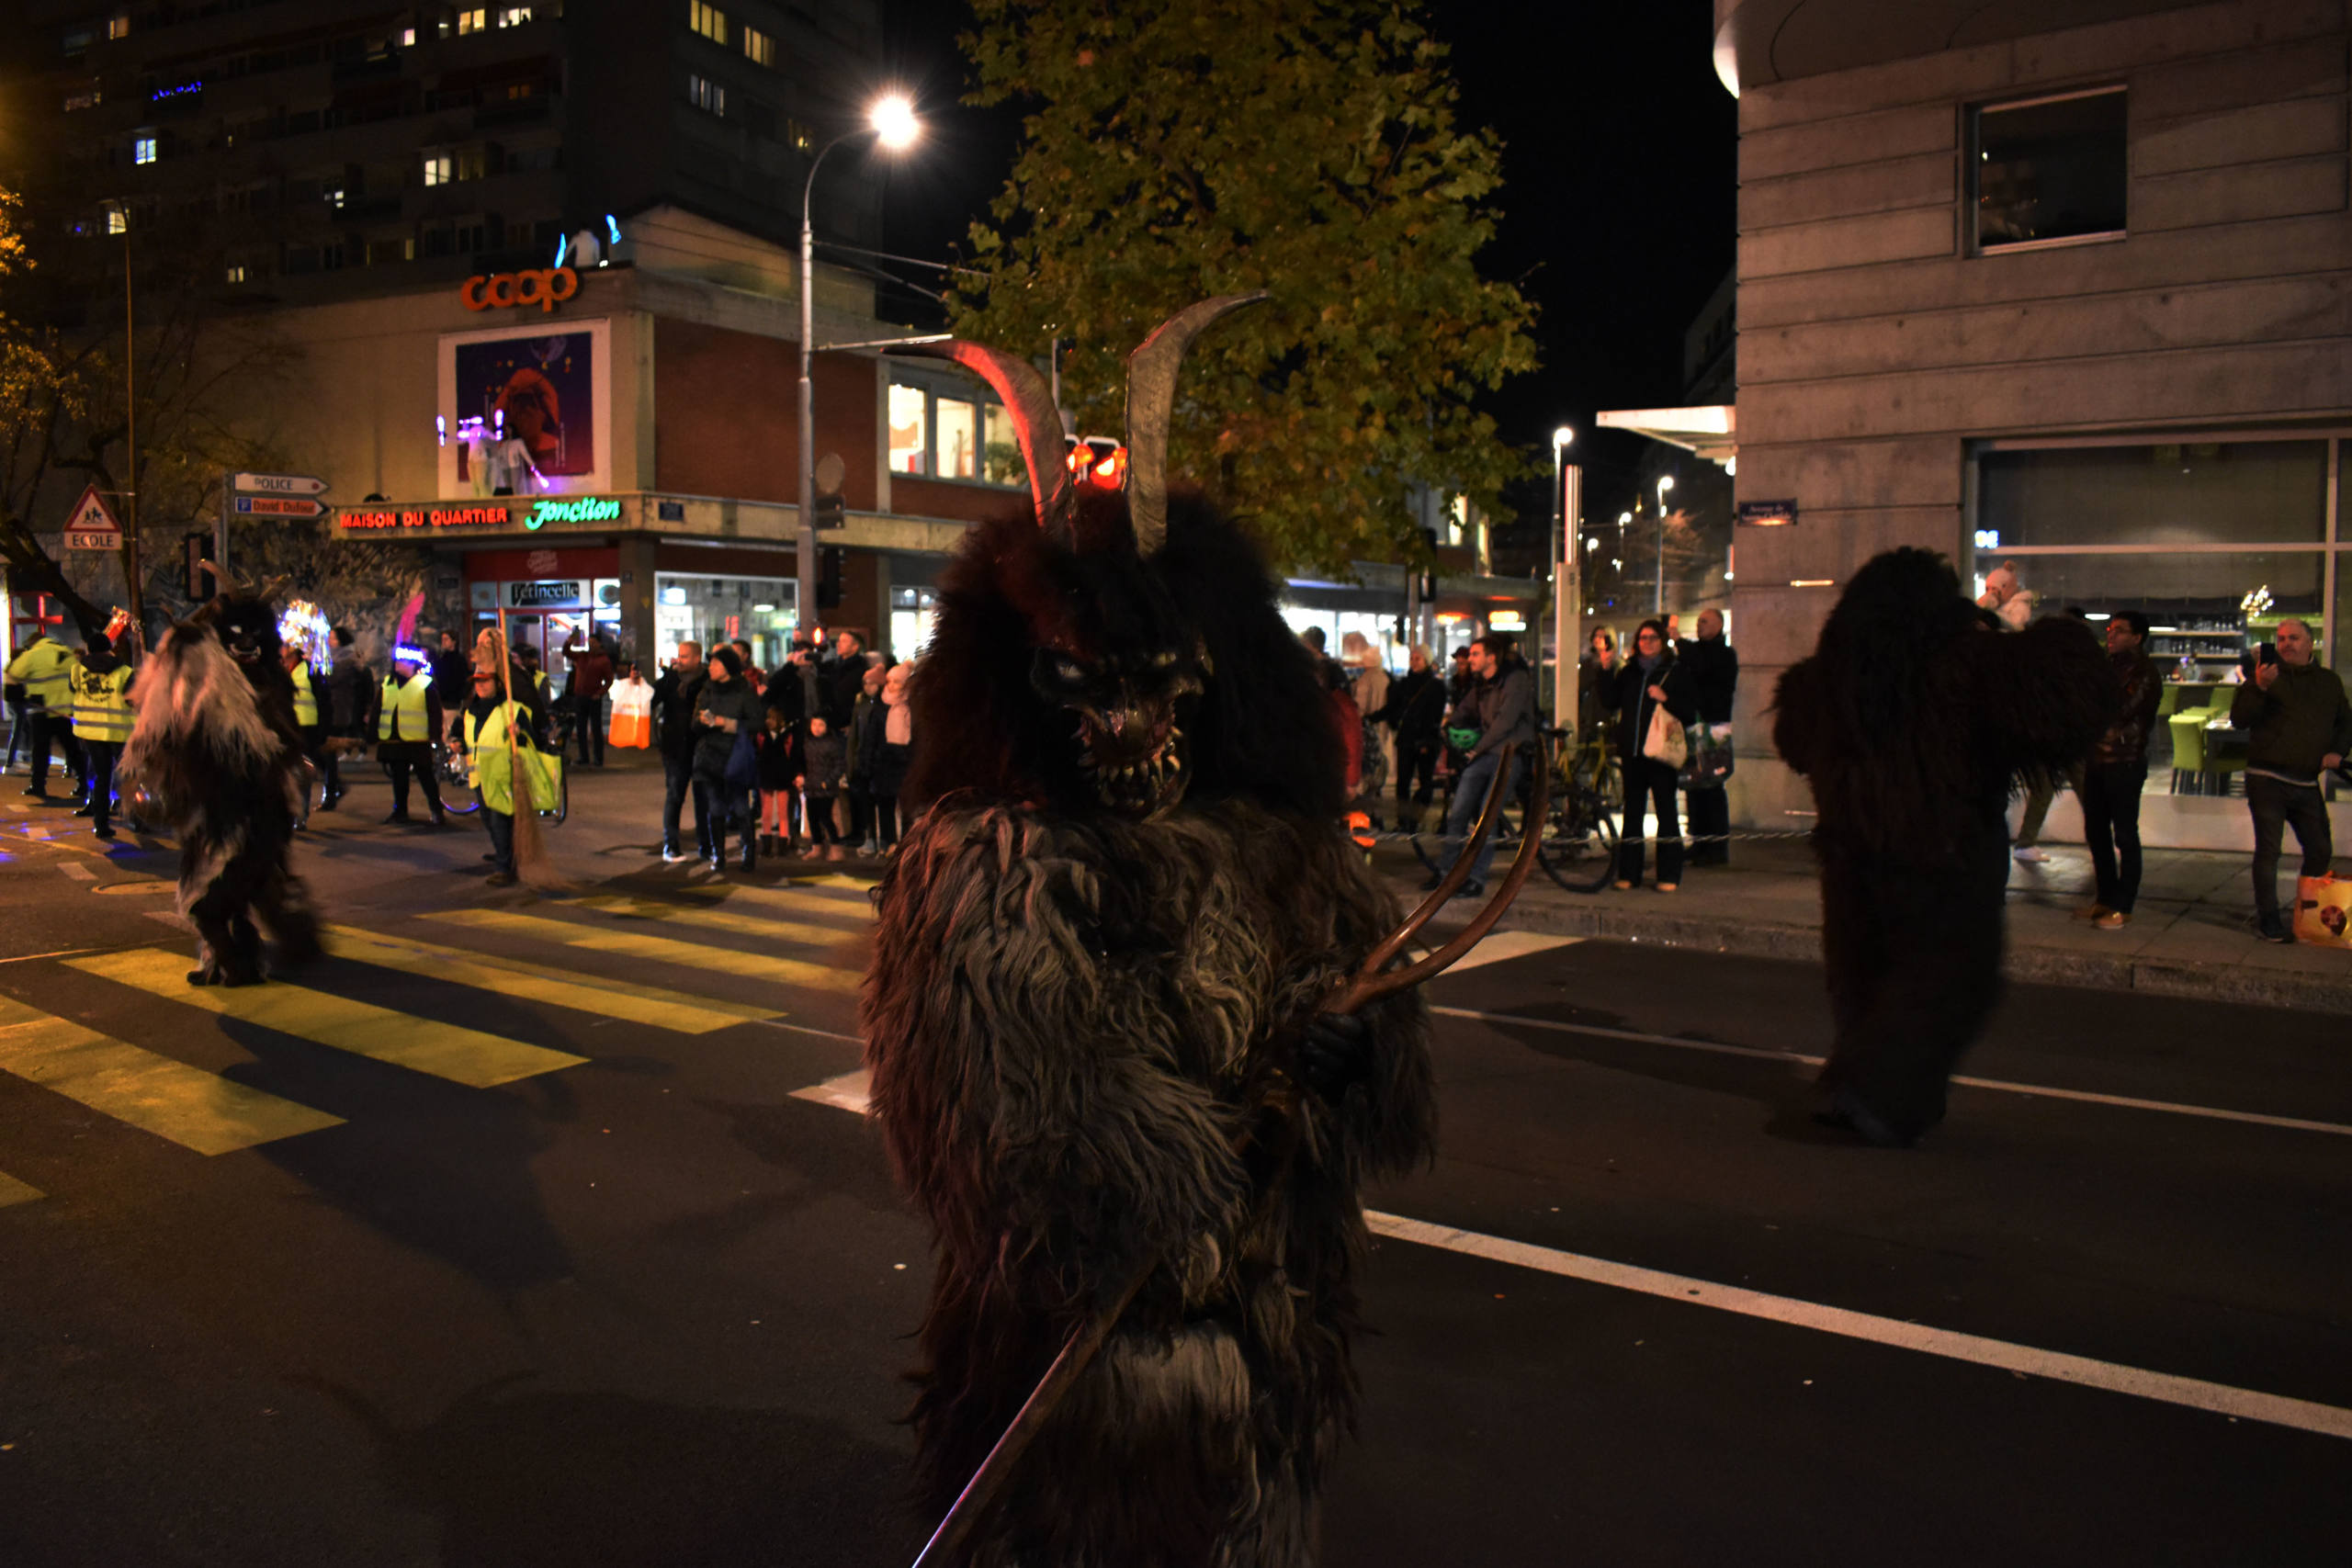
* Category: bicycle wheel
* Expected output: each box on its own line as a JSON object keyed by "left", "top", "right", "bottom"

{"left": 1538, "top": 787, "right": 1620, "bottom": 894}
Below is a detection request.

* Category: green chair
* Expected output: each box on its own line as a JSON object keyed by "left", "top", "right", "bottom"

{"left": 2168, "top": 713, "right": 2208, "bottom": 795}
{"left": 2156, "top": 684, "right": 2183, "bottom": 719}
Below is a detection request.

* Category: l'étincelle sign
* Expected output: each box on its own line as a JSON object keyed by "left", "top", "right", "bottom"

{"left": 336, "top": 497, "right": 623, "bottom": 534}
{"left": 507, "top": 581, "right": 583, "bottom": 608}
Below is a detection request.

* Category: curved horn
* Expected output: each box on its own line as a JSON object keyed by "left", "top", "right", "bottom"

{"left": 1124, "top": 293, "right": 1267, "bottom": 556}
{"left": 892, "top": 340, "right": 1072, "bottom": 544}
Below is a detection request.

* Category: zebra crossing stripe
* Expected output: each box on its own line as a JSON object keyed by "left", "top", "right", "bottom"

{"left": 68, "top": 949, "right": 586, "bottom": 1089}
{"left": 0, "top": 993, "right": 344, "bottom": 1155}
{"left": 697, "top": 881, "right": 876, "bottom": 922}
{"left": 427, "top": 908, "right": 863, "bottom": 994}
{"left": 571, "top": 894, "right": 867, "bottom": 948}
{"left": 0, "top": 1168, "right": 41, "bottom": 1207}
{"left": 325, "top": 926, "right": 781, "bottom": 1035}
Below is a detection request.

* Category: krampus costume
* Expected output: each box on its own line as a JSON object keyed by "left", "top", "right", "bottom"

{"left": 122, "top": 576, "right": 323, "bottom": 987}
{"left": 1773, "top": 548, "right": 2113, "bottom": 1145}
{"left": 861, "top": 300, "right": 1435, "bottom": 1567}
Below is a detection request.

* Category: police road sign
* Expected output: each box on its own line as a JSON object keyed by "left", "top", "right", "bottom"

{"left": 232, "top": 472, "right": 328, "bottom": 497}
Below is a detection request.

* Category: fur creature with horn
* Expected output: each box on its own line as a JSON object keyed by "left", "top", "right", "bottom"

{"left": 862, "top": 299, "right": 1436, "bottom": 1567}
{"left": 121, "top": 563, "right": 322, "bottom": 987}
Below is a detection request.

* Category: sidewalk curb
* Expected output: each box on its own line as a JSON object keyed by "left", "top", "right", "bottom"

{"left": 1447, "top": 889, "right": 2352, "bottom": 1015}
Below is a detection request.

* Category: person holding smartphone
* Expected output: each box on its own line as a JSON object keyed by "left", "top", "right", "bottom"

{"left": 2228, "top": 618, "right": 2352, "bottom": 942}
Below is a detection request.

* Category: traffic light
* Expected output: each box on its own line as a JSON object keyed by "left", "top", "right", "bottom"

{"left": 817, "top": 546, "right": 844, "bottom": 611}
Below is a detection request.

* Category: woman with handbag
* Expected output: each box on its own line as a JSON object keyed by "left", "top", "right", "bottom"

{"left": 1607, "top": 618, "right": 1697, "bottom": 892}
{"left": 692, "top": 645, "right": 765, "bottom": 874}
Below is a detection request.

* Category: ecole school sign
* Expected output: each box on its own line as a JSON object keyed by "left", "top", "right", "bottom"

{"left": 460, "top": 266, "right": 579, "bottom": 313}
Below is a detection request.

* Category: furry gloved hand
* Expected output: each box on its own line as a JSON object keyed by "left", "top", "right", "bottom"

{"left": 1297, "top": 1010, "right": 1374, "bottom": 1102}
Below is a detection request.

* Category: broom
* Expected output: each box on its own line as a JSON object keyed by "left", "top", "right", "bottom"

{"left": 494, "top": 610, "right": 571, "bottom": 894}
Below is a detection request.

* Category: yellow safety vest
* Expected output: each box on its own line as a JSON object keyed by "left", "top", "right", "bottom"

{"left": 462, "top": 702, "right": 559, "bottom": 815}
{"left": 6, "top": 637, "right": 75, "bottom": 707}
{"left": 289, "top": 664, "right": 318, "bottom": 727}
{"left": 68, "top": 662, "right": 133, "bottom": 744}
{"left": 378, "top": 673, "right": 431, "bottom": 741}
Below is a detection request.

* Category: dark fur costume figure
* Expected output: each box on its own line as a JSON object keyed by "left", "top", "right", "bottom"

{"left": 122, "top": 590, "right": 322, "bottom": 987}
{"left": 861, "top": 302, "right": 1434, "bottom": 1568}
{"left": 1773, "top": 547, "right": 2115, "bottom": 1144}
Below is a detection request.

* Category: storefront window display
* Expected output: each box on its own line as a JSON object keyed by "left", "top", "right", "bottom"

{"left": 655, "top": 573, "right": 797, "bottom": 671}
{"left": 1973, "top": 436, "right": 2346, "bottom": 795}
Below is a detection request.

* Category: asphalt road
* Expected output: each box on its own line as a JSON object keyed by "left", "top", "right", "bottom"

{"left": 0, "top": 760, "right": 2343, "bottom": 1566}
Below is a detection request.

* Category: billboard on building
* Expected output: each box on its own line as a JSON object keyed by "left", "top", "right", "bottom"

{"left": 438, "top": 318, "right": 613, "bottom": 501}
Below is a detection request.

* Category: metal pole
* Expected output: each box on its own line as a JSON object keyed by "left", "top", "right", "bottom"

{"left": 120, "top": 224, "right": 141, "bottom": 629}
{"left": 216, "top": 469, "right": 230, "bottom": 582}
{"left": 1556, "top": 463, "right": 1581, "bottom": 733}
{"left": 797, "top": 131, "right": 870, "bottom": 646}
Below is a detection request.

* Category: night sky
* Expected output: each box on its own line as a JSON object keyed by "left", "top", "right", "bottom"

{"left": 871, "top": 0, "right": 1738, "bottom": 533}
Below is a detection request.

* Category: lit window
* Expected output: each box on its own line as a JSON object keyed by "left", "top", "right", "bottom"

{"left": 324, "top": 186, "right": 345, "bottom": 209}
{"left": 424, "top": 153, "right": 452, "bottom": 186}
{"left": 64, "top": 90, "right": 100, "bottom": 112}
{"left": 741, "top": 24, "right": 774, "bottom": 65}
{"left": 107, "top": 14, "right": 130, "bottom": 39}
{"left": 106, "top": 208, "right": 127, "bottom": 235}
{"left": 786, "top": 118, "right": 812, "bottom": 153}
{"left": 687, "top": 74, "right": 725, "bottom": 117}
{"left": 936, "top": 399, "right": 978, "bottom": 480}
{"left": 226, "top": 263, "right": 246, "bottom": 284}
{"left": 496, "top": 5, "right": 534, "bottom": 25}
{"left": 455, "top": 145, "right": 487, "bottom": 180}
{"left": 1973, "top": 86, "right": 2127, "bottom": 252}
{"left": 689, "top": 2, "right": 728, "bottom": 45}
{"left": 888, "top": 385, "right": 929, "bottom": 475}
{"left": 983, "top": 403, "right": 1022, "bottom": 486}
{"left": 401, "top": 27, "right": 416, "bottom": 46}
{"left": 456, "top": 7, "right": 488, "bottom": 35}
{"left": 132, "top": 135, "right": 156, "bottom": 164}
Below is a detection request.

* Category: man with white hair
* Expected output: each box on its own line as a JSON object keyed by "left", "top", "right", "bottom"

{"left": 2228, "top": 616, "right": 2352, "bottom": 942}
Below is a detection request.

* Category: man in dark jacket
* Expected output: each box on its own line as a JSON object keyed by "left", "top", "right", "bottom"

{"left": 691, "top": 645, "right": 765, "bottom": 873}
{"left": 650, "top": 641, "right": 707, "bottom": 863}
{"left": 2079, "top": 611, "right": 2163, "bottom": 930}
{"left": 1677, "top": 609, "right": 1738, "bottom": 866}
{"left": 562, "top": 631, "right": 615, "bottom": 769}
{"left": 823, "top": 630, "right": 868, "bottom": 725}
{"left": 2228, "top": 616, "right": 2352, "bottom": 942}
{"left": 1378, "top": 644, "right": 1446, "bottom": 833}
{"left": 1430, "top": 633, "right": 1535, "bottom": 897}
{"left": 429, "top": 630, "right": 471, "bottom": 718}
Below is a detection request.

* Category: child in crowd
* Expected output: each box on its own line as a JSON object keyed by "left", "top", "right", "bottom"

{"left": 797, "top": 713, "right": 847, "bottom": 860}
{"left": 755, "top": 704, "right": 802, "bottom": 857}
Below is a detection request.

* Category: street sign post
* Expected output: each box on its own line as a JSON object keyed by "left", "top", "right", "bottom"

{"left": 234, "top": 495, "right": 325, "bottom": 519}
{"left": 62, "top": 485, "right": 125, "bottom": 552}
{"left": 233, "top": 472, "right": 328, "bottom": 497}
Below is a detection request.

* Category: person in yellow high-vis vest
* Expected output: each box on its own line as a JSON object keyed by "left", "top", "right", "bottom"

{"left": 281, "top": 644, "right": 338, "bottom": 823}
{"left": 67, "top": 634, "right": 134, "bottom": 839}
{"left": 6, "top": 629, "right": 83, "bottom": 800}
{"left": 458, "top": 659, "right": 548, "bottom": 885}
{"left": 376, "top": 646, "right": 447, "bottom": 825}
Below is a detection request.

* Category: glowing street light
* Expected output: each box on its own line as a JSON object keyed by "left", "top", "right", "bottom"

{"left": 798, "top": 94, "right": 922, "bottom": 634}
{"left": 1653, "top": 475, "right": 1676, "bottom": 615}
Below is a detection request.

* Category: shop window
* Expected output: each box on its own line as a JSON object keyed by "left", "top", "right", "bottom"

{"left": 936, "top": 399, "right": 978, "bottom": 480}
{"left": 689, "top": 2, "right": 728, "bottom": 45}
{"left": 1973, "top": 87, "right": 2126, "bottom": 252}
{"left": 1978, "top": 442, "right": 2328, "bottom": 550}
{"left": 742, "top": 24, "right": 774, "bottom": 65}
{"left": 983, "top": 404, "right": 1022, "bottom": 487}
{"left": 687, "top": 73, "right": 725, "bottom": 118}
{"left": 108, "top": 14, "right": 131, "bottom": 39}
{"left": 888, "top": 385, "right": 928, "bottom": 475}
{"left": 890, "top": 586, "right": 937, "bottom": 659}
{"left": 656, "top": 573, "right": 797, "bottom": 664}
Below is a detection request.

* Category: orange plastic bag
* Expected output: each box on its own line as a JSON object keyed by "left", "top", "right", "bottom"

{"left": 606, "top": 676, "right": 653, "bottom": 750}
{"left": 2292, "top": 874, "right": 2352, "bottom": 948}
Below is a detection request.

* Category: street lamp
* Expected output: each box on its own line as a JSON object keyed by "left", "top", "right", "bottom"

{"left": 1550, "top": 426, "right": 1577, "bottom": 730}
{"left": 797, "top": 94, "right": 921, "bottom": 642}
{"left": 1653, "top": 475, "right": 1675, "bottom": 615}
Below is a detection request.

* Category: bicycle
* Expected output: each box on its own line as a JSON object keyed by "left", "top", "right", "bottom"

{"left": 435, "top": 739, "right": 569, "bottom": 824}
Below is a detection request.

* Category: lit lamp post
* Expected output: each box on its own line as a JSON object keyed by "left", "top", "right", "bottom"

{"left": 1551, "top": 425, "right": 1577, "bottom": 730}
{"left": 798, "top": 94, "right": 920, "bottom": 642}
{"left": 1653, "top": 474, "right": 1675, "bottom": 615}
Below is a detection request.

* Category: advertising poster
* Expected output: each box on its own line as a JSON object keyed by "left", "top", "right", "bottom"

{"left": 452, "top": 330, "right": 595, "bottom": 484}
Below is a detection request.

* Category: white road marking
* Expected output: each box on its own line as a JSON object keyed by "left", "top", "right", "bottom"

{"left": 1413, "top": 931, "right": 1581, "bottom": 974}
{"left": 1364, "top": 1212, "right": 2352, "bottom": 1442}
{"left": 791, "top": 1067, "right": 872, "bottom": 1111}
{"left": 58, "top": 862, "right": 95, "bottom": 882}
{"left": 789, "top": 1053, "right": 2351, "bottom": 1441}
{"left": 1432, "top": 1006, "right": 2352, "bottom": 1139}
{"left": 757, "top": 1020, "right": 864, "bottom": 1045}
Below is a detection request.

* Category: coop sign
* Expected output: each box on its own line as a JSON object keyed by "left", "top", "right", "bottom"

{"left": 459, "top": 265, "right": 579, "bottom": 313}
{"left": 526, "top": 496, "right": 623, "bottom": 530}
